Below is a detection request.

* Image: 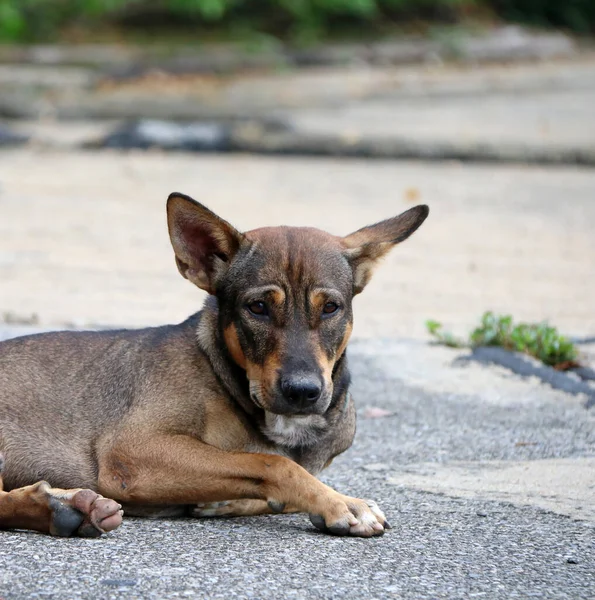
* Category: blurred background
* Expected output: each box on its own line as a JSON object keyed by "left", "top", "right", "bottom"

{"left": 0, "top": 0, "right": 594, "bottom": 340}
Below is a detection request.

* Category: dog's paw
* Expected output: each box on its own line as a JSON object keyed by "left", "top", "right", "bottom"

{"left": 191, "top": 501, "right": 232, "bottom": 517}
{"left": 309, "top": 496, "right": 390, "bottom": 538}
{"left": 44, "top": 485, "right": 123, "bottom": 538}
{"left": 191, "top": 499, "right": 276, "bottom": 517}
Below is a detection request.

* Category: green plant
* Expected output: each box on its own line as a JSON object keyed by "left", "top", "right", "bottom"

{"left": 2, "top": 0, "right": 592, "bottom": 47}
{"left": 425, "top": 319, "right": 466, "bottom": 348}
{"left": 426, "top": 311, "right": 579, "bottom": 368}
{"left": 487, "top": 0, "right": 595, "bottom": 33}
{"left": 0, "top": 0, "right": 476, "bottom": 42}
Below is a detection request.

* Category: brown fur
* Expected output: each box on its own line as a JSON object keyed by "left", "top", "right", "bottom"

{"left": 223, "top": 325, "right": 248, "bottom": 369}
{"left": 0, "top": 193, "right": 428, "bottom": 538}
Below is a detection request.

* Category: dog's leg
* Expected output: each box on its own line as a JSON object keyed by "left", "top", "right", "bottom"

{"left": 192, "top": 499, "right": 299, "bottom": 518}
{"left": 99, "top": 436, "right": 388, "bottom": 537}
{"left": 0, "top": 453, "right": 123, "bottom": 537}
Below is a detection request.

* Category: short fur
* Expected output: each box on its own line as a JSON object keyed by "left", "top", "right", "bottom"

{"left": 0, "top": 193, "right": 428, "bottom": 538}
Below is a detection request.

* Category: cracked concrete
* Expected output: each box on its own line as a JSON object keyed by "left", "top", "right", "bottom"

{"left": 387, "top": 458, "right": 595, "bottom": 521}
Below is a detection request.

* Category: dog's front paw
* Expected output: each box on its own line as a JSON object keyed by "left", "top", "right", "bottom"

{"left": 46, "top": 486, "right": 123, "bottom": 538}
{"left": 191, "top": 501, "right": 232, "bottom": 517}
{"left": 192, "top": 499, "right": 288, "bottom": 517}
{"left": 309, "top": 496, "right": 389, "bottom": 538}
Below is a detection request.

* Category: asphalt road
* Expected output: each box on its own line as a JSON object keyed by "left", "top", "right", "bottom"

{"left": 1, "top": 330, "right": 593, "bottom": 599}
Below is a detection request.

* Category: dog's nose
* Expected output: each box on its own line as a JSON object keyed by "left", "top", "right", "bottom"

{"left": 281, "top": 375, "right": 322, "bottom": 407}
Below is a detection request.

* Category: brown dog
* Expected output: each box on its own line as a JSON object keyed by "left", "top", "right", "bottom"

{"left": 0, "top": 193, "right": 428, "bottom": 538}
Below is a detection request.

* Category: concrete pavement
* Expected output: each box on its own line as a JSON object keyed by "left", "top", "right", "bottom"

{"left": 2, "top": 150, "right": 595, "bottom": 339}
{"left": 5, "top": 54, "right": 595, "bottom": 164}
{"left": 0, "top": 331, "right": 593, "bottom": 598}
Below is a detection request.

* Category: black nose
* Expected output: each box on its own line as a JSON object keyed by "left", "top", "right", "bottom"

{"left": 281, "top": 375, "right": 322, "bottom": 407}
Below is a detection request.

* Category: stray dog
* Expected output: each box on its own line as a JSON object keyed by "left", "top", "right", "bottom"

{"left": 0, "top": 193, "right": 428, "bottom": 538}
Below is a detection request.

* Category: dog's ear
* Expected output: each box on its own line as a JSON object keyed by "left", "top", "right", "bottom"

{"left": 343, "top": 205, "right": 429, "bottom": 295}
{"left": 167, "top": 192, "right": 244, "bottom": 294}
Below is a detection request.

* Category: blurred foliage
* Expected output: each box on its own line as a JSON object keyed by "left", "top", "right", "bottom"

{"left": 426, "top": 311, "right": 579, "bottom": 368}
{"left": 490, "top": 0, "right": 595, "bottom": 33}
{"left": 0, "top": 0, "right": 472, "bottom": 42}
{"left": 0, "top": 0, "right": 592, "bottom": 42}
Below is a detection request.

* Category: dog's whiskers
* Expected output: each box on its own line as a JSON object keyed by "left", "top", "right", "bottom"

{"left": 249, "top": 380, "right": 265, "bottom": 409}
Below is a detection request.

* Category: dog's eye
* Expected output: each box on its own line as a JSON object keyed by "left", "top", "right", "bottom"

{"left": 322, "top": 302, "right": 339, "bottom": 316}
{"left": 247, "top": 301, "right": 268, "bottom": 316}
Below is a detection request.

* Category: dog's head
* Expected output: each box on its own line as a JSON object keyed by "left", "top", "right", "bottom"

{"left": 167, "top": 193, "right": 428, "bottom": 416}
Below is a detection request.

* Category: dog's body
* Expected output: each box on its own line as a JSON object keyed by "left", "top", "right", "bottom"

{"left": 0, "top": 308, "right": 354, "bottom": 495}
{"left": 0, "top": 193, "right": 428, "bottom": 538}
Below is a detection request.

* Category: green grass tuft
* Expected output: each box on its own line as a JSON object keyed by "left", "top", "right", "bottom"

{"left": 426, "top": 311, "right": 579, "bottom": 368}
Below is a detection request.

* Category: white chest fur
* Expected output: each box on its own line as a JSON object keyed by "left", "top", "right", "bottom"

{"left": 262, "top": 413, "right": 326, "bottom": 447}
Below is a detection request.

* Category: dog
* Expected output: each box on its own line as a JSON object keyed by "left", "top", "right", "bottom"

{"left": 0, "top": 192, "right": 428, "bottom": 538}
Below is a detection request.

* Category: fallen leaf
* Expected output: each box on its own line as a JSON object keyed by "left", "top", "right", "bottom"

{"left": 363, "top": 407, "right": 394, "bottom": 419}
{"left": 404, "top": 187, "right": 420, "bottom": 202}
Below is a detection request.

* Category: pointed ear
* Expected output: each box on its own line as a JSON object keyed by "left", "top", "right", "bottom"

{"left": 343, "top": 204, "right": 429, "bottom": 295}
{"left": 167, "top": 192, "right": 244, "bottom": 294}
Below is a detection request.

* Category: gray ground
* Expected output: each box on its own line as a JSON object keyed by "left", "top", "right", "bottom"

{"left": 5, "top": 52, "right": 595, "bottom": 163}
{"left": 0, "top": 331, "right": 594, "bottom": 599}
